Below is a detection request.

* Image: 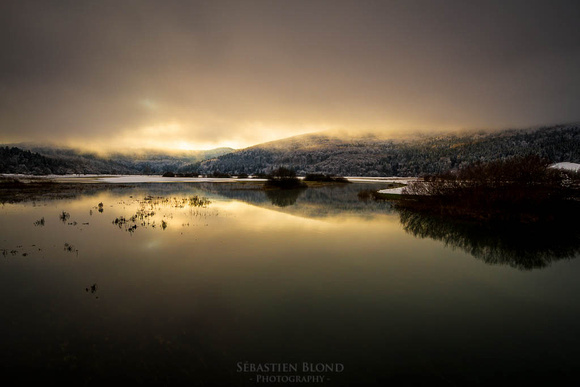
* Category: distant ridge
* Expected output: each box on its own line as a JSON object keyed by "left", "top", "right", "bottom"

{"left": 3, "top": 125, "right": 579, "bottom": 177}
{"left": 198, "top": 124, "right": 580, "bottom": 177}
{"left": 0, "top": 145, "right": 234, "bottom": 175}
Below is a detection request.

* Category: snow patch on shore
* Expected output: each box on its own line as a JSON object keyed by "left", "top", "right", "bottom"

{"left": 550, "top": 162, "right": 580, "bottom": 172}
{"left": 377, "top": 187, "right": 406, "bottom": 195}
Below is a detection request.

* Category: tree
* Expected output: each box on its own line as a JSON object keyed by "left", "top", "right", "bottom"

{"left": 399, "top": 155, "right": 580, "bottom": 222}
{"left": 265, "top": 167, "right": 306, "bottom": 189}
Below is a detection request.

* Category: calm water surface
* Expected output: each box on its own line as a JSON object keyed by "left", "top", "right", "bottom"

{"left": 1, "top": 182, "right": 579, "bottom": 386}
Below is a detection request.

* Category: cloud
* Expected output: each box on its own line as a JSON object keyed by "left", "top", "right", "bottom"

{"left": 1, "top": 0, "right": 579, "bottom": 150}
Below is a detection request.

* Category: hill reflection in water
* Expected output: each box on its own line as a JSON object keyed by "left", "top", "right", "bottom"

{"left": 396, "top": 208, "right": 580, "bottom": 270}
{"left": 5, "top": 179, "right": 576, "bottom": 271}
{"left": 198, "top": 182, "right": 395, "bottom": 218}
{"left": 197, "top": 183, "right": 580, "bottom": 270}
{"left": 2, "top": 181, "right": 580, "bottom": 384}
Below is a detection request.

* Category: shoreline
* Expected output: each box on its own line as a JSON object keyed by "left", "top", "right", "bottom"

{"left": 1, "top": 173, "right": 417, "bottom": 185}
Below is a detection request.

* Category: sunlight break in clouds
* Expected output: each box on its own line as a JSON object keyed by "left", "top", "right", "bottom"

{"left": 67, "top": 121, "right": 334, "bottom": 152}
{"left": 77, "top": 123, "right": 193, "bottom": 152}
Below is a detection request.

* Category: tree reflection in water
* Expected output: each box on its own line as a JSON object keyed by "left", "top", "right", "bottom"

{"left": 264, "top": 188, "right": 306, "bottom": 207}
{"left": 397, "top": 208, "right": 580, "bottom": 270}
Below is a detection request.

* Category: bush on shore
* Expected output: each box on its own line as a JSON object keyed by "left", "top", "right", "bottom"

{"left": 397, "top": 155, "right": 580, "bottom": 222}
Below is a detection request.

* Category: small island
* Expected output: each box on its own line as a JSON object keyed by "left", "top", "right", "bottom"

{"left": 385, "top": 155, "right": 580, "bottom": 224}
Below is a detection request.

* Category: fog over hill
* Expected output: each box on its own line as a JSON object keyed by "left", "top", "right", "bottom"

{"left": 2, "top": 124, "right": 579, "bottom": 176}
{"left": 0, "top": 145, "right": 233, "bottom": 175}
{"left": 198, "top": 124, "right": 580, "bottom": 177}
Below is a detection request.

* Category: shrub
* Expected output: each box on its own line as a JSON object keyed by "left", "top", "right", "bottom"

{"left": 265, "top": 167, "right": 306, "bottom": 189}
{"left": 398, "top": 155, "right": 580, "bottom": 222}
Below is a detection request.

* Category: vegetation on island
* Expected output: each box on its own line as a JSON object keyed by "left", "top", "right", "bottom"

{"left": 369, "top": 155, "right": 580, "bottom": 268}
{"left": 394, "top": 155, "right": 580, "bottom": 223}
{"left": 264, "top": 167, "right": 307, "bottom": 189}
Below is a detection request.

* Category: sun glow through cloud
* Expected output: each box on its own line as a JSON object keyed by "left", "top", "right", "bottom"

{"left": 1, "top": 1, "right": 579, "bottom": 152}
{"left": 70, "top": 121, "right": 337, "bottom": 153}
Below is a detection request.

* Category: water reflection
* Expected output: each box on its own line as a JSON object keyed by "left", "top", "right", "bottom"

{"left": 2, "top": 182, "right": 580, "bottom": 385}
{"left": 199, "top": 182, "right": 394, "bottom": 219}
{"left": 264, "top": 188, "right": 306, "bottom": 207}
{"left": 397, "top": 208, "right": 580, "bottom": 270}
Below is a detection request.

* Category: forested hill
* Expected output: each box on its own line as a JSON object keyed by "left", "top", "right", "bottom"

{"left": 198, "top": 124, "right": 580, "bottom": 177}
{"left": 0, "top": 146, "right": 138, "bottom": 174}
{"left": 0, "top": 146, "right": 234, "bottom": 175}
{"left": 2, "top": 125, "right": 579, "bottom": 176}
{"left": 1, "top": 146, "right": 73, "bottom": 175}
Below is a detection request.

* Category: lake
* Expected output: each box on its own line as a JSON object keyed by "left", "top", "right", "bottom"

{"left": 1, "top": 180, "right": 579, "bottom": 386}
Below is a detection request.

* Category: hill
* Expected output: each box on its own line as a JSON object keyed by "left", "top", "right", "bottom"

{"left": 0, "top": 146, "right": 78, "bottom": 175}
{"left": 197, "top": 124, "right": 580, "bottom": 177}
{"left": 3, "top": 125, "right": 579, "bottom": 176}
{"left": 0, "top": 145, "right": 234, "bottom": 175}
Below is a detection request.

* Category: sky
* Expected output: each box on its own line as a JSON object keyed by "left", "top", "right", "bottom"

{"left": 1, "top": 0, "right": 580, "bottom": 151}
